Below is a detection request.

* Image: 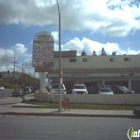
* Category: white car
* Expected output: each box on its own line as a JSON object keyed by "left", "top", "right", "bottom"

{"left": 72, "top": 84, "right": 88, "bottom": 94}
{"left": 99, "top": 88, "right": 114, "bottom": 95}
{"left": 51, "top": 83, "right": 66, "bottom": 94}
{"left": 0, "top": 86, "right": 4, "bottom": 90}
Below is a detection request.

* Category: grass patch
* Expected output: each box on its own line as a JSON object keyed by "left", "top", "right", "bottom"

{"left": 23, "top": 99, "right": 137, "bottom": 110}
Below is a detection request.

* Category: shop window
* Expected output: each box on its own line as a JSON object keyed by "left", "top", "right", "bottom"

{"left": 124, "top": 58, "right": 131, "bottom": 61}
{"left": 83, "top": 58, "right": 89, "bottom": 62}
{"left": 110, "top": 58, "right": 117, "bottom": 62}
{"left": 69, "top": 58, "right": 77, "bottom": 62}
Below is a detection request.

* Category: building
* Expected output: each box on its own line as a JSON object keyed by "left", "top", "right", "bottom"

{"left": 48, "top": 50, "right": 140, "bottom": 94}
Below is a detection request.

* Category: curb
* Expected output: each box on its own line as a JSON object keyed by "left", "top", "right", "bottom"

{"left": 0, "top": 112, "right": 137, "bottom": 118}
{"left": 12, "top": 104, "right": 46, "bottom": 108}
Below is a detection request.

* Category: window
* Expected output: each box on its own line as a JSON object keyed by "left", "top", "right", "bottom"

{"left": 124, "top": 58, "right": 131, "bottom": 61}
{"left": 83, "top": 58, "right": 89, "bottom": 62}
{"left": 69, "top": 58, "right": 77, "bottom": 62}
{"left": 110, "top": 58, "right": 117, "bottom": 62}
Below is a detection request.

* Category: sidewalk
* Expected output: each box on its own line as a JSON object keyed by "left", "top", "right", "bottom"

{"left": 0, "top": 93, "right": 135, "bottom": 118}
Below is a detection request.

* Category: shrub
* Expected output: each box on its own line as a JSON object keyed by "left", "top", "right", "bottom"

{"left": 0, "top": 82, "right": 13, "bottom": 89}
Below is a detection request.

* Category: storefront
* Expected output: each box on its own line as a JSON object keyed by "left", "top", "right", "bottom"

{"left": 48, "top": 51, "right": 140, "bottom": 94}
{"left": 48, "top": 69, "right": 140, "bottom": 94}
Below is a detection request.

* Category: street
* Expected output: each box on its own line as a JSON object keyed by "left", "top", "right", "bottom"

{"left": 0, "top": 89, "right": 139, "bottom": 140}
{"left": 0, "top": 116, "right": 139, "bottom": 140}
{"left": 0, "top": 89, "right": 13, "bottom": 99}
{"left": 0, "top": 89, "right": 21, "bottom": 106}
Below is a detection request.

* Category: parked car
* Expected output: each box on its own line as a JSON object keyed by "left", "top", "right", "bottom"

{"left": 51, "top": 83, "right": 66, "bottom": 94}
{"left": 72, "top": 84, "right": 88, "bottom": 94}
{"left": 19, "top": 87, "right": 31, "bottom": 94}
{"left": 119, "top": 86, "right": 135, "bottom": 94}
{"left": 31, "top": 87, "right": 38, "bottom": 93}
{"left": 46, "top": 84, "right": 52, "bottom": 92}
{"left": 99, "top": 88, "right": 114, "bottom": 95}
{"left": 26, "top": 87, "right": 32, "bottom": 94}
{"left": 100, "top": 85, "right": 110, "bottom": 89}
{"left": 12, "top": 89, "right": 22, "bottom": 97}
{"left": 133, "top": 106, "right": 140, "bottom": 116}
{"left": 30, "top": 86, "right": 39, "bottom": 93}
{"left": 0, "top": 86, "right": 4, "bottom": 90}
{"left": 110, "top": 85, "right": 134, "bottom": 94}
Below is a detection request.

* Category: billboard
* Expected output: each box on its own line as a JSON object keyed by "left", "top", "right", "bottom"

{"left": 32, "top": 31, "right": 54, "bottom": 72}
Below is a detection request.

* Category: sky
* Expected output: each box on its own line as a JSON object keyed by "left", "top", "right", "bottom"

{"left": 0, "top": 0, "right": 140, "bottom": 76}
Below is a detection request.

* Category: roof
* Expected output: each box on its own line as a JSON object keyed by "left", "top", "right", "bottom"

{"left": 54, "top": 50, "right": 77, "bottom": 57}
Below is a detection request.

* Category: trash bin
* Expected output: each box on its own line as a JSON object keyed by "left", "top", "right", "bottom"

{"left": 62, "top": 98, "right": 70, "bottom": 111}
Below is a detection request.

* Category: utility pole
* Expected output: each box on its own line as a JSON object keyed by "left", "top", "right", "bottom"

{"left": 34, "top": 69, "right": 36, "bottom": 87}
{"left": 28, "top": 68, "right": 31, "bottom": 86}
{"left": 56, "top": 0, "right": 62, "bottom": 112}
{"left": 11, "top": 57, "right": 18, "bottom": 88}
{"left": 22, "top": 64, "right": 25, "bottom": 86}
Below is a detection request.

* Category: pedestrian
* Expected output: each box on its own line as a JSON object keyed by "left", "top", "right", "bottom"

{"left": 21, "top": 86, "right": 28, "bottom": 101}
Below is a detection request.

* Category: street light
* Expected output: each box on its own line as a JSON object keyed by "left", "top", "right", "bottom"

{"left": 56, "top": 0, "right": 62, "bottom": 112}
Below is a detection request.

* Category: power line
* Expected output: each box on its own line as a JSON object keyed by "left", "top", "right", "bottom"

{"left": 11, "top": 57, "right": 18, "bottom": 87}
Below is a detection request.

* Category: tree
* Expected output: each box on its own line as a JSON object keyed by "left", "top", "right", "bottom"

{"left": 93, "top": 50, "right": 97, "bottom": 56}
{"left": 101, "top": 48, "right": 107, "bottom": 55}
{"left": 112, "top": 51, "right": 116, "bottom": 55}
{"left": 0, "top": 72, "right": 2, "bottom": 79}
{"left": 81, "top": 50, "right": 87, "bottom": 56}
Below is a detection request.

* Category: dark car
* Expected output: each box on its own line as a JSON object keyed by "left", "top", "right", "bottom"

{"left": 110, "top": 85, "right": 134, "bottom": 94}
{"left": 12, "top": 89, "right": 22, "bottom": 97}
{"left": 133, "top": 107, "right": 140, "bottom": 116}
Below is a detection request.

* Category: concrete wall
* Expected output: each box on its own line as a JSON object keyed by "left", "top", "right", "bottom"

{"left": 53, "top": 55, "right": 140, "bottom": 69}
{"left": 47, "top": 94, "right": 140, "bottom": 105}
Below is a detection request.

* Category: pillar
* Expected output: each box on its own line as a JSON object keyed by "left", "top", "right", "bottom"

{"left": 39, "top": 72, "right": 46, "bottom": 92}
{"left": 102, "top": 79, "right": 105, "bottom": 85}
{"left": 128, "top": 79, "right": 132, "bottom": 90}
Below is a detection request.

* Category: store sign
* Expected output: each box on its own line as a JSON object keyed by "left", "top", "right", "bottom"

{"left": 68, "top": 73, "right": 88, "bottom": 77}
{"left": 32, "top": 31, "right": 54, "bottom": 72}
{"left": 35, "top": 67, "right": 53, "bottom": 72}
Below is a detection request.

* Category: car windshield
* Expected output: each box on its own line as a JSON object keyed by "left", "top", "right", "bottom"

{"left": 119, "top": 86, "right": 129, "bottom": 91}
{"left": 74, "top": 86, "right": 85, "bottom": 89}
{"left": 100, "top": 88, "right": 112, "bottom": 92}
{"left": 122, "top": 86, "right": 129, "bottom": 90}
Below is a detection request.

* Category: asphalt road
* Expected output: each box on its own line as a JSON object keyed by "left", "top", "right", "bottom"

{"left": 0, "top": 116, "right": 139, "bottom": 140}
{"left": 0, "top": 89, "right": 13, "bottom": 99}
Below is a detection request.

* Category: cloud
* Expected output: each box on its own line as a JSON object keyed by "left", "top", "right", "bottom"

{"left": 22, "top": 57, "right": 35, "bottom": 75}
{"left": 51, "top": 31, "right": 58, "bottom": 41}
{"left": 126, "top": 48, "right": 140, "bottom": 55}
{"left": 0, "top": 36, "right": 140, "bottom": 72}
{"left": 0, "top": 48, "right": 14, "bottom": 66}
{"left": 62, "top": 37, "right": 84, "bottom": 54}
{"left": 0, "top": 0, "right": 140, "bottom": 36}
{"left": 0, "top": 43, "right": 30, "bottom": 71}
{"left": 23, "top": 57, "right": 32, "bottom": 68}
{"left": 61, "top": 37, "right": 140, "bottom": 55}
{"left": 11, "top": 44, "right": 28, "bottom": 57}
